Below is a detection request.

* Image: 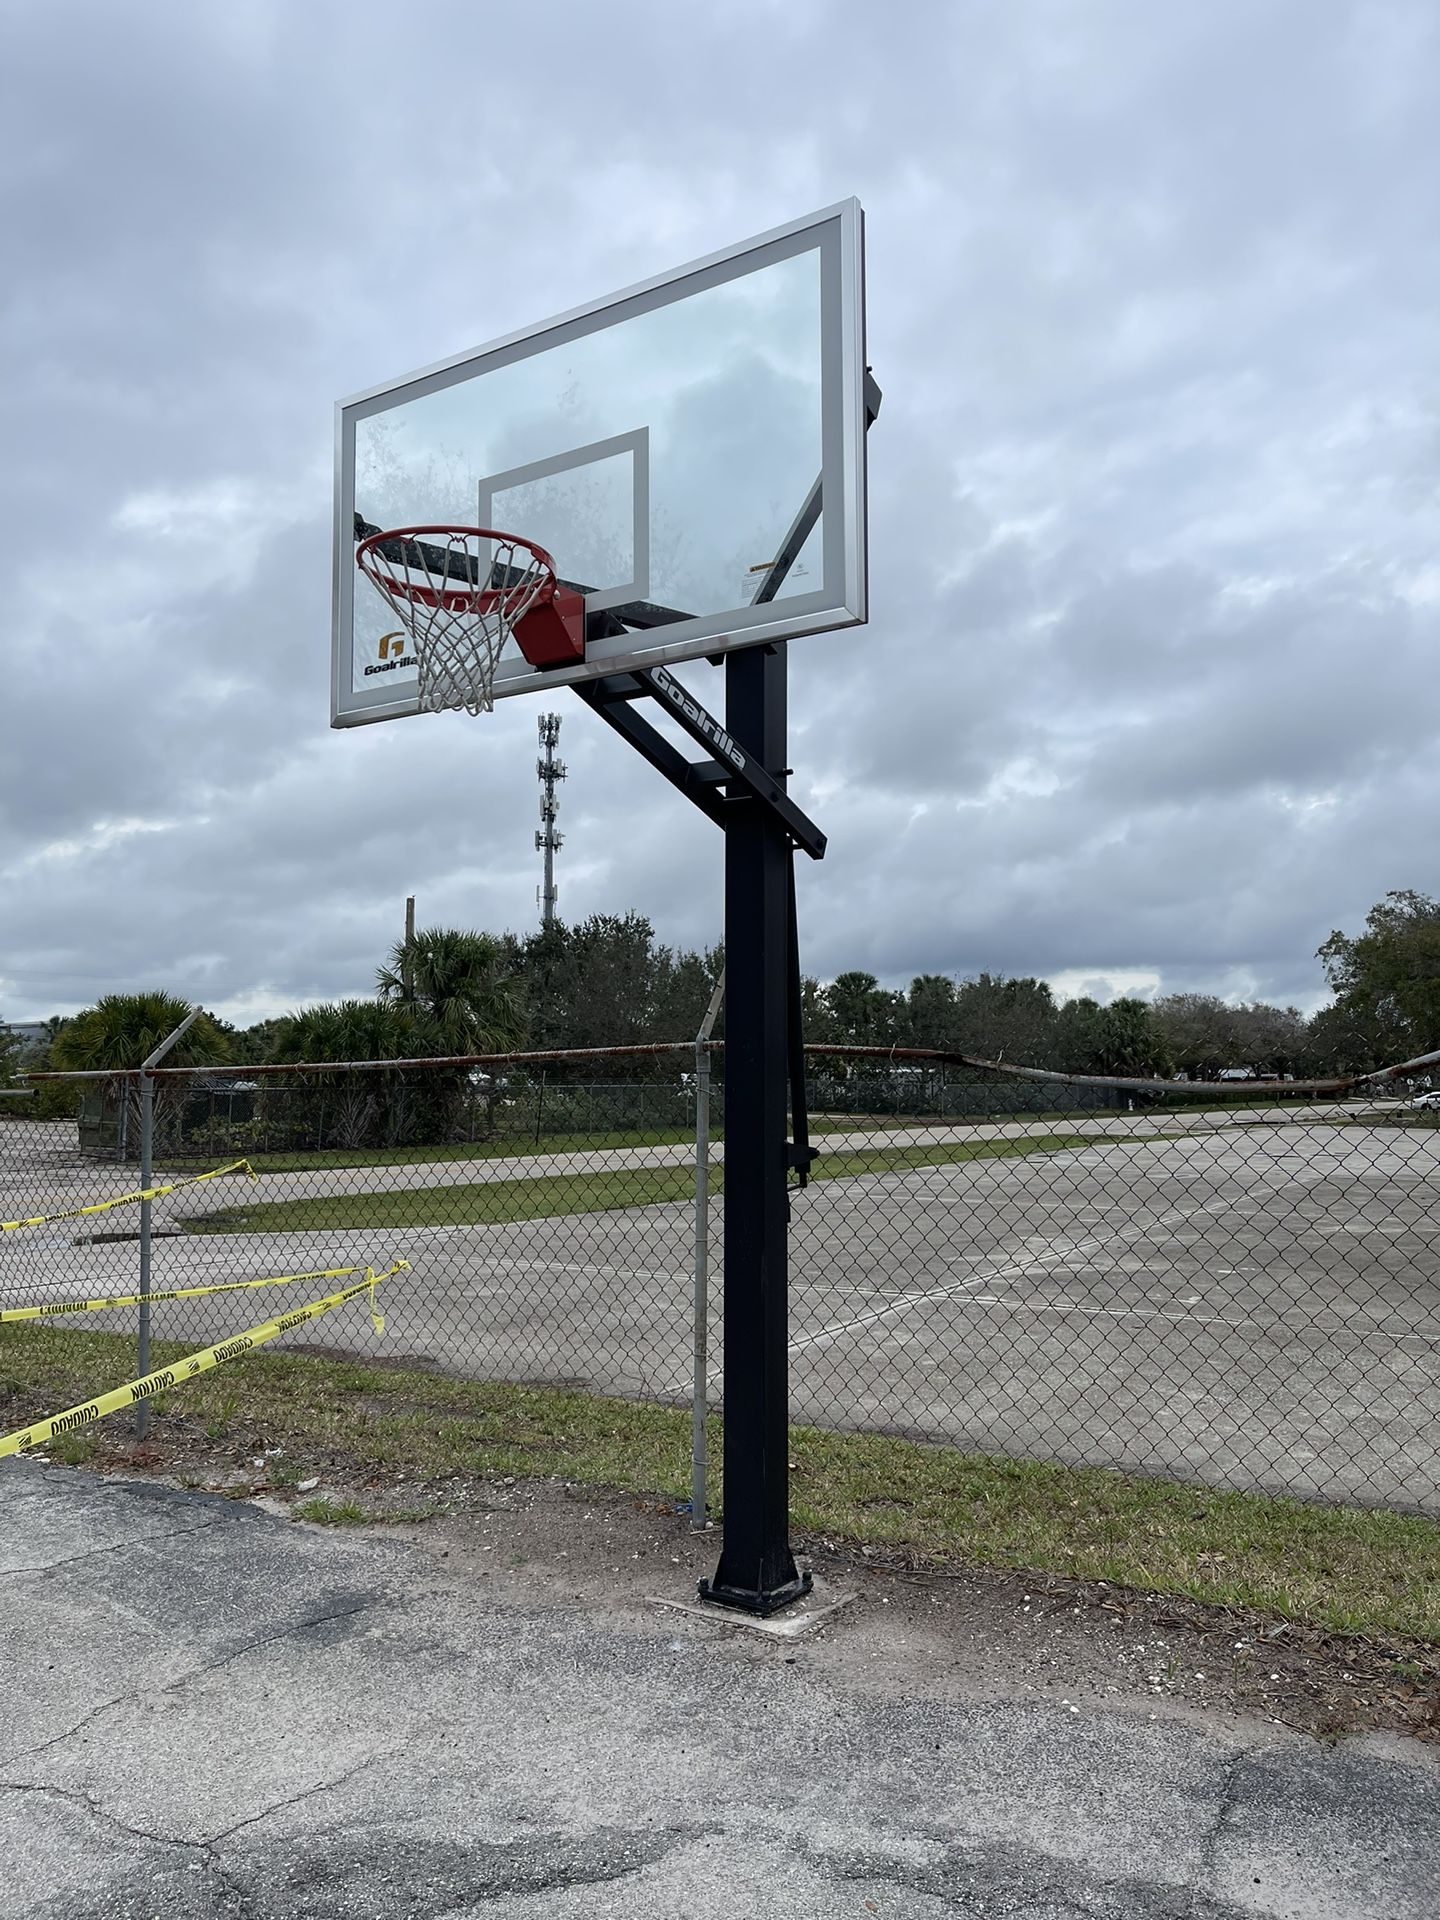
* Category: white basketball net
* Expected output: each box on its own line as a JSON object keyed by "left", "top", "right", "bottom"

{"left": 357, "top": 529, "right": 551, "bottom": 716}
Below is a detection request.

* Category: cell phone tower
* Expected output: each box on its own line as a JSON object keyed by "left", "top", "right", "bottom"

{"left": 536, "top": 713, "right": 566, "bottom": 928}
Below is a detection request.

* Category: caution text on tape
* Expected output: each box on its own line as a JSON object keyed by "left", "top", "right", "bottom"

{"left": 1, "top": 1263, "right": 391, "bottom": 1325}
{"left": 0, "top": 1259, "right": 409, "bottom": 1461}
{"left": 1, "top": 1159, "right": 257, "bottom": 1235}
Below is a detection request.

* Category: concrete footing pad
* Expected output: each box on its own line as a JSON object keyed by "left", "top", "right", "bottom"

{"left": 649, "top": 1576, "right": 858, "bottom": 1639}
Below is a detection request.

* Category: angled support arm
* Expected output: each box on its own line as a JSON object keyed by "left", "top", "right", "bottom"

{"left": 572, "top": 663, "right": 826, "bottom": 861}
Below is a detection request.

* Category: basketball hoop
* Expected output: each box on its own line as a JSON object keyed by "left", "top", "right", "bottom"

{"left": 355, "top": 525, "right": 585, "bottom": 715}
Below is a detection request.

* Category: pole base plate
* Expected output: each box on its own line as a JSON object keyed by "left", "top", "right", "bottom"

{"left": 696, "top": 1569, "right": 813, "bottom": 1617}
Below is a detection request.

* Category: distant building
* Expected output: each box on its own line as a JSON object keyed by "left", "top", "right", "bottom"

{"left": 3, "top": 1022, "right": 50, "bottom": 1057}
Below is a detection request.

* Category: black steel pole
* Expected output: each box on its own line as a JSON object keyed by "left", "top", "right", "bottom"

{"left": 699, "top": 644, "right": 811, "bottom": 1614}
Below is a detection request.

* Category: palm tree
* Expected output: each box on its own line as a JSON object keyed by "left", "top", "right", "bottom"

{"left": 268, "top": 999, "right": 422, "bottom": 1149}
{"left": 377, "top": 929, "right": 526, "bottom": 1146}
{"left": 51, "top": 992, "right": 229, "bottom": 1073}
{"left": 51, "top": 992, "right": 230, "bottom": 1156}
{"left": 268, "top": 998, "right": 420, "bottom": 1066}
{"left": 377, "top": 927, "right": 526, "bottom": 1057}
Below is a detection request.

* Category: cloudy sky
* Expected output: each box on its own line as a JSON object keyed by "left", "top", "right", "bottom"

{"left": 3, "top": 0, "right": 1436, "bottom": 1028}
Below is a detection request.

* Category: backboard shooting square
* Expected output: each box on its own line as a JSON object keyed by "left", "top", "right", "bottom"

{"left": 478, "top": 428, "right": 648, "bottom": 618}
{"left": 332, "top": 200, "right": 867, "bottom": 725}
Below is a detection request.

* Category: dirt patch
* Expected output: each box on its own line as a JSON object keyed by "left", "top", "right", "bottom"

{"left": 43, "top": 1419, "right": 1440, "bottom": 1749}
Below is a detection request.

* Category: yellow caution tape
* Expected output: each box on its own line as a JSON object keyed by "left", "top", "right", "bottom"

{"left": 0, "top": 1263, "right": 389, "bottom": 1325}
{"left": 0, "top": 1260, "right": 409, "bottom": 1461}
{"left": 1, "top": 1159, "right": 257, "bottom": 1234}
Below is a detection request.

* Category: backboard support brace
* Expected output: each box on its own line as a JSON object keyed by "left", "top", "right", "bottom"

{"left": 574, "top": 666, "right": 826, "bottom": 861}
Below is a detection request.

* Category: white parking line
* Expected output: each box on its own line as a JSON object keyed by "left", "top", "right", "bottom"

{"left": 784, "top": 1183, "right": 1321, "bottom": 1362}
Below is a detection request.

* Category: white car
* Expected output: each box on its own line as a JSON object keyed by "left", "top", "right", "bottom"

{"left": 1409, "top": 1090, "right": 1440, "bottom": 1110}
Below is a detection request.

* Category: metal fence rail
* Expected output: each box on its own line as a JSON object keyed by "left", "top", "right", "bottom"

{"left": 2, "top": 1048, "right": 1436, "bottom": 1516}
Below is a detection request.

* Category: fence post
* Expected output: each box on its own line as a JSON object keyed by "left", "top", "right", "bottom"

{"left": 691, "top": 971, "right": 726, "bottom": 1530}
{"left": 136, "top": 1010, "right": 199, "bottom": 1438}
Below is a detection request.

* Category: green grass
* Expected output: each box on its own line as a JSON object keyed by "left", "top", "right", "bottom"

{"left": 185, "top": 1134, "right": 1098, "bottom": 1235}
{"left": 152, "top": 1099, "right": 1372, "bottom": 1185}
{"left": 293, "top": 1495, "right": 371, "bottom": 1525}
{"left": 173, "top": 1119, "right": 899, "bottom": 1177}
{"left": 192, "top": 1164, "right": 697, "bottom": 1233}
{"left": 3, "top": 1321, "right": 1437, "bottom": 1644}
{"left": 787, "top": 1427, "right": 1440, "bottom": 1640}
{"left": 167, "top": 1108, "right": 1218, "bottom": 1177}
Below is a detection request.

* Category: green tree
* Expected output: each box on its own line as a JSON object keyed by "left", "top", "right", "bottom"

{"left": 901, "top": 974, "right": 962, "bottom": 1049}
{"left": 377, "top": 926, "right": 526, "bottom": 1057}
{"left": 1317, "top": 890, "right": 1440, "bottom": 1066}
{"left": 650, "top": 944, "right": 724, "bottom": 1042}
{"left": 515, "top": 913, "right": 672, "bottom": 1068}
{"left": 18, "top": 1021, "right": 79, "bottom": 1120}
{"left": 1151, "top": 994, "right": 1307, "bottom": 1080}
{"left": 1151, "top": 994, "right": 1243, "bottom": 1079}
{"left": 1230, "top": 1002, "right": 1307, "bottom": 1078}
{"left": 951, "top": 973, "right": 1057, "bottom": 1064}
{"left": 1051, "top": 996, "right": 1107, "bottom": 1074}
{"left": 268, "top": 999, "right": 427, "bottom": 1149}
{"left": 798, "top": 974, "right": 835, "bottom": 1043}
{"left": 51, "top": 993, "right": 230, "bottom": 1152}
{"left": 823, "top": 971, "right": 901, "bottom": 1048}
{"left": 1299, "top": 1000, "right": 1396, "bottom": 1078}
{"left": 235, "top": 1016, "right": 287, "bottom": 1063}
{"left": 52, "top": 993, "right": 229, "bottom": 1073}
{"left": 269, "top": 998, "right": 420, "bottom": 1065}
{"left": 1093, "top": 998, "right": 1171, "bottom": 1078}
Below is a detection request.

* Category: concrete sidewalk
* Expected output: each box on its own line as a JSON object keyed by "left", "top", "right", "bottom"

{"left": 1, "top": 1464, "right": 1435, "bottom": 1918}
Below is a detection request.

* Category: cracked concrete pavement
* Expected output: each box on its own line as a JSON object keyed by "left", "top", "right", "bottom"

{"left": 2, "top": 1462, "right": 1437, "bottom": 1917}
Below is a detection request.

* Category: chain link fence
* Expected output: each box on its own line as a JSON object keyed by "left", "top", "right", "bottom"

{"left": 3, "top": 1048, "right": 1437, "bottom": 1514}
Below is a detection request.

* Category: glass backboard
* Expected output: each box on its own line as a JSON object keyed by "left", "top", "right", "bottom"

{"left": 332, "top": 201, "right": 867, "bottom": 725}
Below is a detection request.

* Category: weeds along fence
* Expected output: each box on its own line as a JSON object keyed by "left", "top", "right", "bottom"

{"left": 62, "top": 1062, "right": 1127, "bottom": 1160}
{"left": 3, "top": 1041, "right": 1438, "bottom": 1518}
{"left": 71, "top": 1072, "right": 700, "bottom": 1159}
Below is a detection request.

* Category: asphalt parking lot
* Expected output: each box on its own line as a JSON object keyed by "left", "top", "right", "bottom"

{"left": 3, "top": 1461, "right": 1437, "bottom": 1919}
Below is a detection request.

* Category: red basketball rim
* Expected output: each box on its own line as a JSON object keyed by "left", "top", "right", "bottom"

{"left": 356, "top": 524, "right": 560, "bottom": 609}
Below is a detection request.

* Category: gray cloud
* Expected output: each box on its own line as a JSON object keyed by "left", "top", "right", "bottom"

{"left": 2, "top": 0, "right": 1437, "bottom": 1027}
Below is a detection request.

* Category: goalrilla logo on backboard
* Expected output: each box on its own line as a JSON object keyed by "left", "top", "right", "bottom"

{"left": 649, "top": 667, "right": 745, "bottom": 771}
{"left": 364, "top": 632, "right": 416, "bottom": 676}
